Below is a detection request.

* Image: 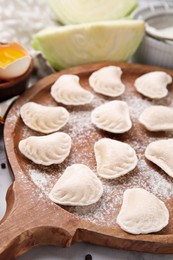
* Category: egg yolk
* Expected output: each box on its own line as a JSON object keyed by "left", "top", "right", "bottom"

{"left": 0, "top": 48, "right": 25, "bottom": 68}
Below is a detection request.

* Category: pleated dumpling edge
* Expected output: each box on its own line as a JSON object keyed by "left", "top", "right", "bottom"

{"left": 49, "top": 164, "right": 103, "bottom": 206}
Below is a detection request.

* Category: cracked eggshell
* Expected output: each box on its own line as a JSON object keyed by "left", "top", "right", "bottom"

{"left": 0, "top": 42, "right": 32, "bottom": 80}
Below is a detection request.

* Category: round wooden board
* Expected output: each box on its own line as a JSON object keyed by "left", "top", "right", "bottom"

{"left": 1, "top": 62, "right": 173, "bottom": 259}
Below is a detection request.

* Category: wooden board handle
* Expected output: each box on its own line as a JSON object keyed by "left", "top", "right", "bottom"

{"left": 0, "top": 180, "right": 80, "bottom": 259}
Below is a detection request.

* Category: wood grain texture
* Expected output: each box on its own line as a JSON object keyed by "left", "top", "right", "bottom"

{"left": 1, "top": 62, "right": 173, "bottom": 259}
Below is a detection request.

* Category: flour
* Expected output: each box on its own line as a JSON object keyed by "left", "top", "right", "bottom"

{"left": 10, "top": 79, "right": 173, "bottom": 227}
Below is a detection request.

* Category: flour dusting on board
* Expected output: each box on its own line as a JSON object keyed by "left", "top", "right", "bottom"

{"left": 7, "top": 69, "right": 173, "bottom": 227}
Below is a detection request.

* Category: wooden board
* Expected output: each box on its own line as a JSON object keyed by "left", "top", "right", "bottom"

{"left": 1, "top": 62, "right": 173, "bottom": 259}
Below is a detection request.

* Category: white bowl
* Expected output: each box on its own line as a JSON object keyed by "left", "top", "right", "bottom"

{"left": 133, "top": 35, "right": 173, "bottom": 69}
{"left": 132, "top": 3, "right": 173, "bottom": 69}
{"left": 145, "top": 11, "right": 173, "bottom": 41}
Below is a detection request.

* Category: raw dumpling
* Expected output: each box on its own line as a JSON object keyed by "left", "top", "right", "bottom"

{"left": 94, "top": 138, "right": 137, "bottom": 179}
{"left": 49, "top": 164, "right": 103, "bottom": 206}
{"left": 19, "top": 132, "right": 71, "bottom": 166}
{"left": 89, "top": 66, "right": 125, "bottom": 97}
{"left": 139, "top": 105, "right": 173, "bottom": 131}
{"left": 134, "top": 71, "right": 172, "bottom": 99}
{"left": 91, "top": 100, "right": 132, "bottom": 133}
{"left": 145, "top": 139, "right": 173, "bottom": 178}
{"left": 117, "top": 188, "right": 169, "bottom": 234}
{"left": 20, "top": 102, "right": 69, "bottom": 133}
{"left": 51, "top": 74, "right": 93, "bottom": 105}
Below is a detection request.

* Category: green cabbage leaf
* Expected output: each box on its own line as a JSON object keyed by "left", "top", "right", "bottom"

{"left": 32, "top": 20, "right": 145, "bottom": 70}
{"left": 49, "top": 0, "right": 138, "bottom": 25}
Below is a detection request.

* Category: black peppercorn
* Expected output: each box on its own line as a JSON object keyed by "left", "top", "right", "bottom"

{"left": 85, "top": 254, "right": 92, "bottom": 260}
{"left": 1, "top": 163, "right": 6, "bottom": 169}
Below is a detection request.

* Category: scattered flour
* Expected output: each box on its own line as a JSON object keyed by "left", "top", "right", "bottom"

{"left": 6, "top": 69, "right": 173, "bottom": 227}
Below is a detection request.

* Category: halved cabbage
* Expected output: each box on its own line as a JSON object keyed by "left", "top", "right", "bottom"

{"left": 49, "top": 0, "right": 138, "bottom": 25}
{"left": 32, "top": 20, "right": 145, "bottom": 70}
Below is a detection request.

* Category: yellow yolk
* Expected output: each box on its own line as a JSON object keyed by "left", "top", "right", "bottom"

{"left": 0, "top": 42, "right": 31, "bottom": 80}
{"left": 0, "top": 48, "right": 25, "bottom": 69}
